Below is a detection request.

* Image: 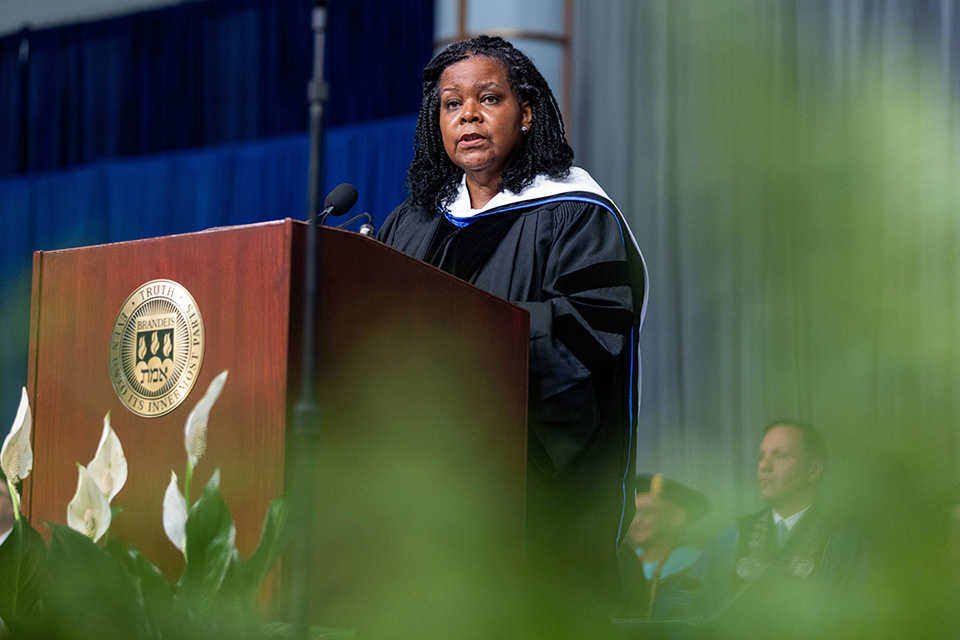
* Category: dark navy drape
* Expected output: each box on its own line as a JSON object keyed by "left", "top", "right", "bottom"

{"left": 0, "top": 0, "right": 429, "bottom": 175}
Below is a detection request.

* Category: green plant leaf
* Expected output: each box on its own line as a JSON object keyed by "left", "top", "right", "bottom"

{"left": 43, "top": 523, "right": 155, "bottom": 640}
{"left": 178, "top": 470, "right": 238, "bottom": 615}
{"left": 246, "top": 496, "right": 292, "bottom": 593}
{"left": 0, "top": 517, "right": 47, "bottom": 629}
{"left": 212, "top": 496, "right": 291, "bottom": 626}
{"left": 208, "top": 553, "right": 260, "bottom": 633}
{"left": 105, "top": 539, "right": 179, "bottom": 639}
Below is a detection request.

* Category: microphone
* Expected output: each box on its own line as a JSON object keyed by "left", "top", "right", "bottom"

{"left": 318, "top": 183, "right": 358, "bottom": 225}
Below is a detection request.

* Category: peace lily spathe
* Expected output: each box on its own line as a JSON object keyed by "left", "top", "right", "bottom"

{"left": 171, "top": 370, "right": 228, "bottom": 552}
{"left": 1, "top": 387, "right": 33, "bottom": 485}
{"left": 163, "top": 471, "right": 188, "bottom": 554}
{"left": 67, "top": 464, "right": 111, "bottom": 542}
{"left": 184, "top": 371, "right": 228, "bottom": 466}
{"left": 87, "top": 413, "right": 127, "bottom": 503}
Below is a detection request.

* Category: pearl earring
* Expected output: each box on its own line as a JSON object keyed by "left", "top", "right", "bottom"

{"left": 522, "top": 125, "right": 528, "bottom": 133}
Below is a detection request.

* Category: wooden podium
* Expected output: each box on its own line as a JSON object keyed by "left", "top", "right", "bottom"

{"left": 25, "top": 219, "right": 529, "bottom": 629}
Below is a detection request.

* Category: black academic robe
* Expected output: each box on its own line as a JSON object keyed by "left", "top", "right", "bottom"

{"left": 677, "top": 505, "right": 866, "bottom": 639}
{"left": 618, "top": 543, "right": 702, "bottom": 620}
{"left": 378, "top": 189, "right": 646, "bottom": 601}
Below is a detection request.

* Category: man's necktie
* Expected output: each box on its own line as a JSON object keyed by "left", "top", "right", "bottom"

{"left": 776, "top": 519, "right": 789, "bottom": 548}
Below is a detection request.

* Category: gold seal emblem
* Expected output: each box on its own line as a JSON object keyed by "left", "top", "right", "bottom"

{"left": 109, "top": 279, "right": 204, "bottom": 417}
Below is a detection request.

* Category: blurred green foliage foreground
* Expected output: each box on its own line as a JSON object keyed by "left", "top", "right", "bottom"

{"left": 630, "top": 2, "right": 960, "bottom": 639}
{"left": 3, "top": 1, "right": 960, "bottom": 638}
{"left": 0, "top": 478, "right": 293, "bottom": 640}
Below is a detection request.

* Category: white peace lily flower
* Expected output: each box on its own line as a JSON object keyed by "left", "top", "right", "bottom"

{"left": 184, "top": 370, "right": 228, "bottom": 466}
{"left": 67, "top": 465, "right": 111, "bottom": 542}
{"left": 162, "top": 470, "right": 188, "bottom": 554}
{"left": 87, "top": 412, "right": 127, "bottom": 503}
{"left": 1, "top": 387, "right": 33, "bottom": 485}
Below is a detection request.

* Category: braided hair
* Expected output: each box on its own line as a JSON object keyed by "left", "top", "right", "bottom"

{"left": 406, "top": 35, "right": 574, "bottom": 210}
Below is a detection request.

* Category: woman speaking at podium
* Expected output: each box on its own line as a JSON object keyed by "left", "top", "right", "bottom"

{"left": 378, "top": 35, "right": 647, "bottom": 617}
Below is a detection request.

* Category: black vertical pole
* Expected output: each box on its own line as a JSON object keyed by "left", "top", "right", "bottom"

{"left": 17, "top": 30, "right": 31, "bottom": 174}
{"left": 290, "top": 2, "right": 329, "bottom": 638}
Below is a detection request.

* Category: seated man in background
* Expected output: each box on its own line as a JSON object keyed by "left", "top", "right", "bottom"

{"left": 679, "top": 422, "right": 864, "bottom": 639}
{"left": 619, "top": 473, "right": 709, "bottom": 619}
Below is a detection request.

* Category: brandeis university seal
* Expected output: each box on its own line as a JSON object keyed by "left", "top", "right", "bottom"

{"left": 109, "top": 279, "right": 204, "bottom": 417}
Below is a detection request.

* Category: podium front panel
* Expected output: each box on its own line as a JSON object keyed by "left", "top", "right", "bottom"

{"left": 26, "top": 219, "right": 529, "bottom": 628}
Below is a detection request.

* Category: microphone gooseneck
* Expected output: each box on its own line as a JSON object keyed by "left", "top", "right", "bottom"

{"left": 335, "top": 212, "right": 372, "bottom": 231}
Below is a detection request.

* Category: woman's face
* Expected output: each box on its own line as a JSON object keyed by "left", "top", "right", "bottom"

{"left": 438, "top": 55, "right": 532, "bottom": 189}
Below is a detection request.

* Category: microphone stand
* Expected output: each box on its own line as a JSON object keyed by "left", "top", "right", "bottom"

{"left": 291, "top": 1, "right": 329, "bottom": 638}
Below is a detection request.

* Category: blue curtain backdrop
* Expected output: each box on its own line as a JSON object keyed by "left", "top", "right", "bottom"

{"left": 0, "top": 0, "right": 432, "bottom": 430}
{"left": 0, "top": 0, "right": 430, "bottom": 175}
